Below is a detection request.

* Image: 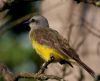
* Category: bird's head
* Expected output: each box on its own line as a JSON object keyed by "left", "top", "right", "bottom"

{"left": 26, "top": 15, "right": 49, "bottom": 29}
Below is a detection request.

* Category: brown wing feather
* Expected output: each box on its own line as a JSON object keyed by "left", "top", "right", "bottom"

{"left": 33, "top": 28, "right": 61, "bottom": 48}
{"left": 33, "top": 28, "right": 95, "bottom": 78}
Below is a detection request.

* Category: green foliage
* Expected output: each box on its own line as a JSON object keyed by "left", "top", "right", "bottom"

{"left": 0, "top": 33, "right": 31, "bottom": 66}
{"left": 0, "top": 32, "right": 43, "bottom": 74}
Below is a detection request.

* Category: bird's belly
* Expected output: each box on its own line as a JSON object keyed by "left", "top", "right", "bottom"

{"left": 31, "top": 40, "right": 67, "bottom": 62}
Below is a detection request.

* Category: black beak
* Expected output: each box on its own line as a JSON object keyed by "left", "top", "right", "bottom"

{"left": 24, "top": 19, "right": 36, "bottom": 24}
{"left": 24, "top": 20, "right": 31, "bottom": 24}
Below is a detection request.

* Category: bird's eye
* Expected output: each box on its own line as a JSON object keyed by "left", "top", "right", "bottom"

{"left": 31, "top": 19, "right": 35, "bottom": 22}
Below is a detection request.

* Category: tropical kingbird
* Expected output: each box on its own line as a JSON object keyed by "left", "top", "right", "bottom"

{"left": 26, "top": 15, "right": 95, "bottom": 78}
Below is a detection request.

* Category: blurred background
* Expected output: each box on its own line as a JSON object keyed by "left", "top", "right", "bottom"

{"left": 0, "top": 0, "right": 100, "bottom": 81}
{"left": 0, "top": 0, "right": 43, "bottom": 81}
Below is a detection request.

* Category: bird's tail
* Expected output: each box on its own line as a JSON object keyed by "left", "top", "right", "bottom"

{"left": 76, "top": 58, "right": 96, "bottom": 78}
{"left": 57, "top": 47, "right": 96, "bottom": 78}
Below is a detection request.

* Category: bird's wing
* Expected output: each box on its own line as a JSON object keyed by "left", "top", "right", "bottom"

{"left": 33, "top": 28, "right": 62, "bottom": 49}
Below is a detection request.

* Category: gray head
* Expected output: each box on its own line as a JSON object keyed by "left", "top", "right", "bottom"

{"left": 28, "top": 15, "right": 49, "bottom": 29}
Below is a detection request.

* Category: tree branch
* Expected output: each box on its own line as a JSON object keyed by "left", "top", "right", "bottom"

{"left": 0, "top": 63, "right": 62, "bottom": 81}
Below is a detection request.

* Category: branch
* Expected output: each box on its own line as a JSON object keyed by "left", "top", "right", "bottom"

{"left": 0, "top": 63, "right": 61, "bottom": 81}
{"left": 74, "top": 0, "right": 100, "bottom": 7}
{"left": 0, "top": 0, "right": 40, "bottom": 12}
{"left": 15, "top": 72, "right": 61, "bottom": 81}
{"left": 75, "top": 0, "right": 95, "bottom": 4}
{"left": 78, "top": 68, "right": 85, "bottom": 81}
{"left": 0, "top": 0, "right": 14, "bottom": 11}
{"left": 0, "top": 13, "right": 34, "bottom": 36}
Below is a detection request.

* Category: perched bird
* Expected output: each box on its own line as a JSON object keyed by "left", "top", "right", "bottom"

{"left": 26, "top": 15, "right": 95, "bottom": 78}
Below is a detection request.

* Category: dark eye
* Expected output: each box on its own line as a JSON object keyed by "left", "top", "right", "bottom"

{"left": 31, "top": 19, "right": 35, "bottom": 22}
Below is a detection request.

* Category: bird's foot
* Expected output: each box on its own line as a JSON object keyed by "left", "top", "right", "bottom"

{"left": 37, "top": 55, "right": 55, "bottom": 75}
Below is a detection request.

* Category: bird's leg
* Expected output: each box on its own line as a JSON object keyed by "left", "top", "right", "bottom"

{"left": 37, "top": 55, "right": 55, "bottom": 74}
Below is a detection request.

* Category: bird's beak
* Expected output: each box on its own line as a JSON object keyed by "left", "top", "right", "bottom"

{"left": 24, "top": 20, "right": 31, "bottom": 24}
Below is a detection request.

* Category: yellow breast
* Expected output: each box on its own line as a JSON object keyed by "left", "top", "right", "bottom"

{"left": 31, "top": 40, "right": 65, "bottom": 62}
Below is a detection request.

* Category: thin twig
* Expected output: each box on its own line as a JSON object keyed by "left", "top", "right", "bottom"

{"left": 0, "top": 13, "right": 34, "bottom": 36}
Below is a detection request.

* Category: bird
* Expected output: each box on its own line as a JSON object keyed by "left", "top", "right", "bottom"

{"left": 26, "top": 15, "right": 96, "bottom": 78}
